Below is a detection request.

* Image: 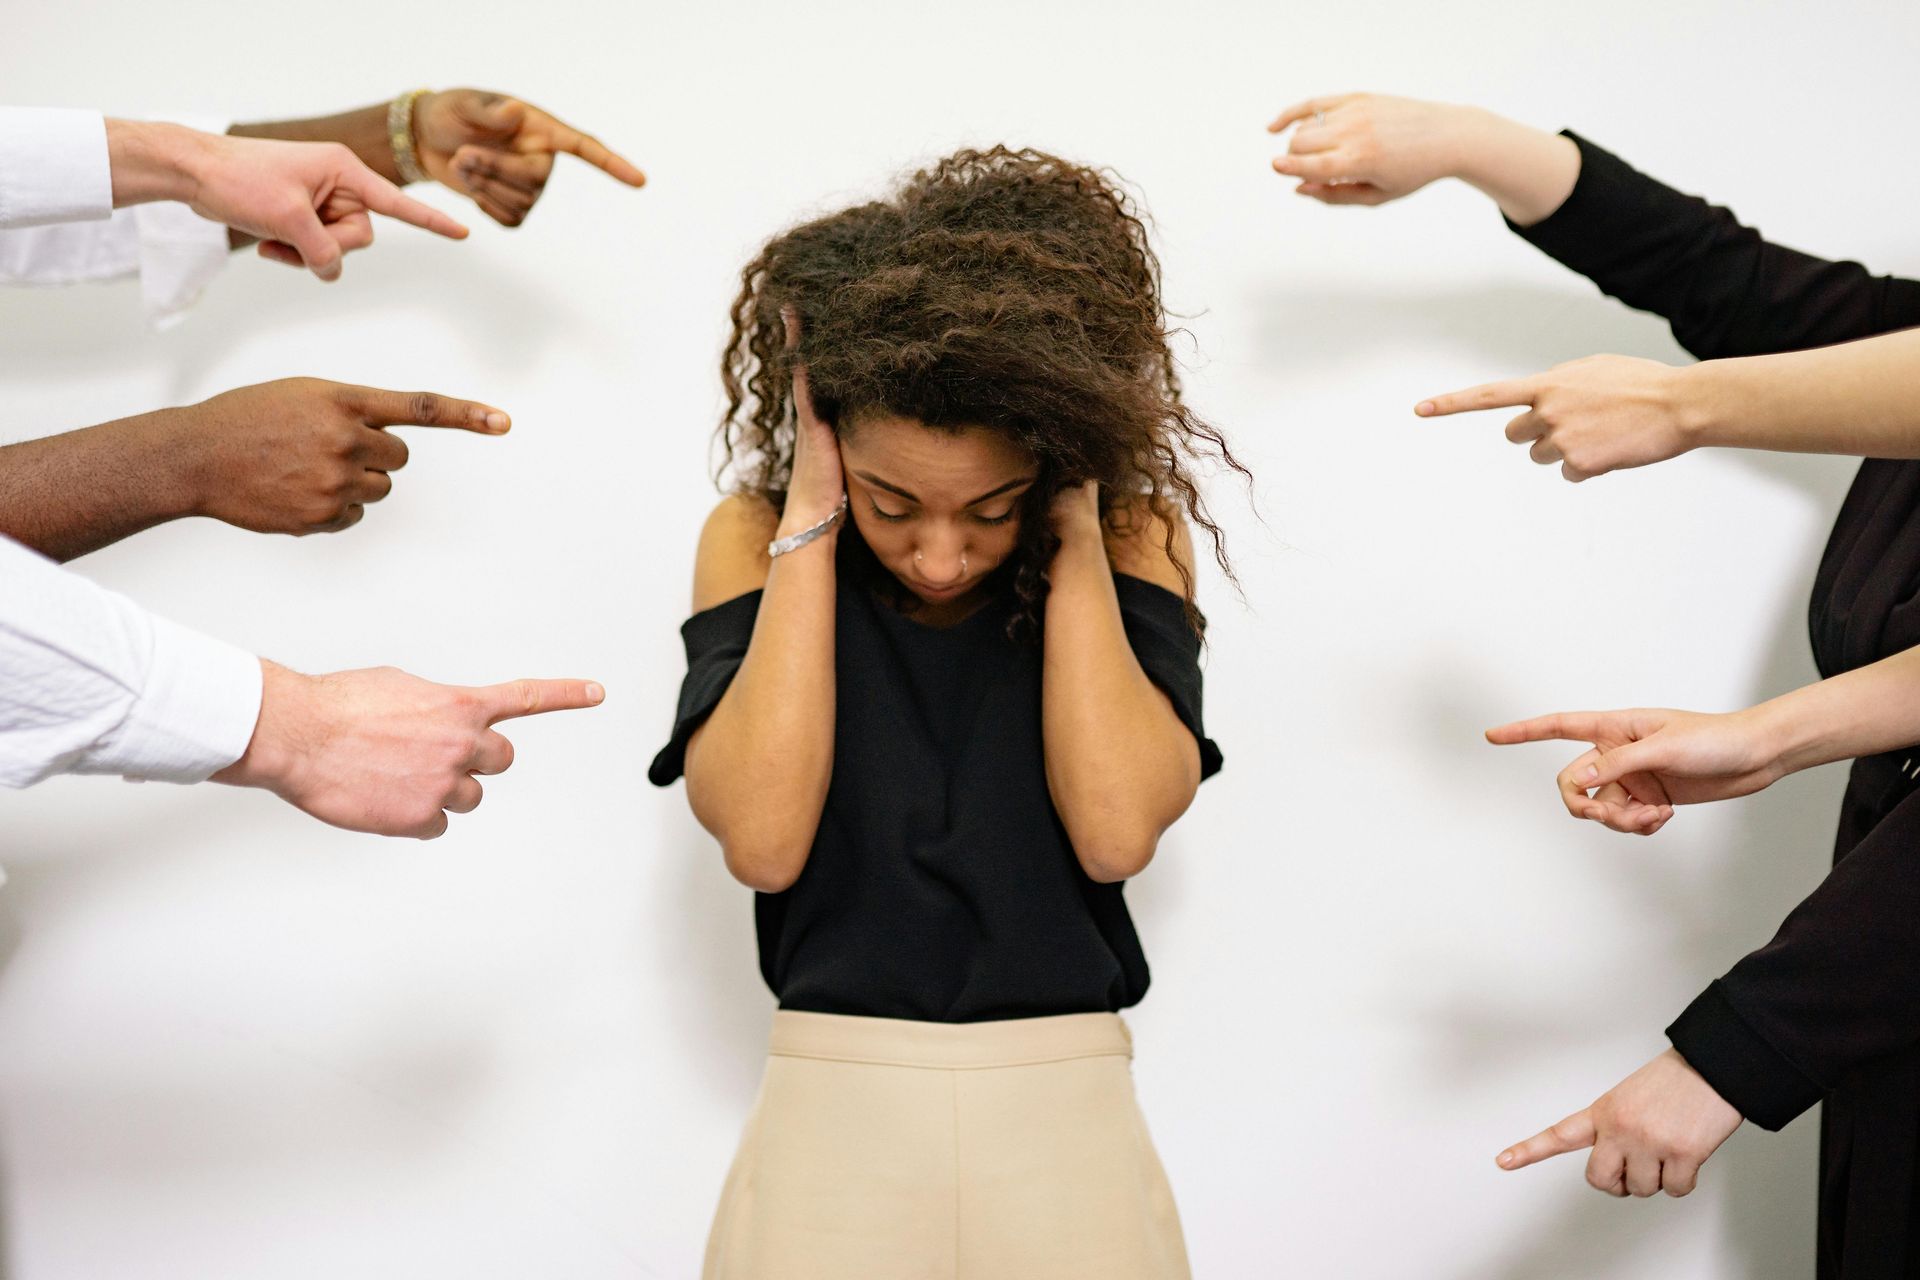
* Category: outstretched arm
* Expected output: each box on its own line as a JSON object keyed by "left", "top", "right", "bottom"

{"left": 1267, "top": 92, "right": 1920, "bottom": 358}
{"left": 0, "top": 380, "right": 509, "bottom": 562}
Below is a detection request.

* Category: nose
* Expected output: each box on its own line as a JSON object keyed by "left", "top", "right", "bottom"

{"left": 915, "top": 534, "right": 967, "bottom": 587}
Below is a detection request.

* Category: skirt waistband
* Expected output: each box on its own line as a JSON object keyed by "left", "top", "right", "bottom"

{"left": 767, "top": 1010, "right": 1133, "bottom": 1070}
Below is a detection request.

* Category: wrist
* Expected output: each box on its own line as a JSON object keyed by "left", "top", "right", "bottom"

{"left": 124, "top": 407, "right": 209, "bottom": 522}
{"left": 1743, "top": 691, "right": 1825, "bottom": 779}
{"left": 1455, "top": 111, "right": 1580, "bottom": 226}
{"left": 105, "top": 119, "right": 201, "bottom": 207}
{"left": 775, "top": 490, "right": 846, "bottom": 541}
{"left": 1673, "top": 359, "right": 1740, "bottom": 451}
{"left": 1435, "top": 104, "right": 1500, "bottom": 184}
{"left": 209, "top": 660, "right": 310, "bottom": 797}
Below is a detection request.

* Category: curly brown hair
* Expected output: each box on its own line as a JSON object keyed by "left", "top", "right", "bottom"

{"left": 716, "top": 145, "right": 1246, "bottom": 636}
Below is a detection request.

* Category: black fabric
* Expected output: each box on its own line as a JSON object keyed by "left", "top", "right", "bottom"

{"left": 1514, "top": 130, "right": 1920, "bottom": 1278}
{"left": 650, "top": 571, "right": 1220, "bottom": 1023}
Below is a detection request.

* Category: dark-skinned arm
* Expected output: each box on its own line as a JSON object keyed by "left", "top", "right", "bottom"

{"left": 0, "top": 380, "right": 509, "bottom": 562}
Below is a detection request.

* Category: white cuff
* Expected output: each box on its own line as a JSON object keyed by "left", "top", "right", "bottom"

{"left": 0, "top": 107, "right": 112, "bottom": 229}
{"left": 89, "top": 619, "right": 263, "bottom": 784}
{"left": 131, "top": 198, "right": 233, "bottom": 329}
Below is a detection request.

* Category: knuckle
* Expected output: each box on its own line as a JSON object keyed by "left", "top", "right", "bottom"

{"left": 408, "top": 392, "right": 443, "bottom": 423}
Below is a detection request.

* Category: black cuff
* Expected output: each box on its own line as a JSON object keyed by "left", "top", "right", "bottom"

{"left": 1501, "top": 131, "right": 1642, "bottom": 270}
{"left": 1666, "top": 980, "right": 1823, "bottom": 1132}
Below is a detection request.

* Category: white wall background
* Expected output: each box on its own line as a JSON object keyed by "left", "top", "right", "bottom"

{"left": 2, "top": 1, "right": 1914, "bottom": 1275}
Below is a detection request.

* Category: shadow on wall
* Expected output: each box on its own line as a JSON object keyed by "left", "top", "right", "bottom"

{"left": 1255, "top": 280, "right": 1850, "bottom": 1278}
{"left": 0, "top": 247, "right": 570, "bottom": 417}
{"left": 648, "top": 801, "right": 779, "bottom": 1112}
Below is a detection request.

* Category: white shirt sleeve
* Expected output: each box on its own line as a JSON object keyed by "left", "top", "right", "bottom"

{"left": 0, "top": 108, "right": 234, "bottom": 329}
{"left": 0, "top": 535, "right": 264, "bottom": 789}
{"left": 0, "top": 107, "right": 112, "bottom": 227}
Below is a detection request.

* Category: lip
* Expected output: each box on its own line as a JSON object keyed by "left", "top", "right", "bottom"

{"left": 908, "top": 578, "right": 969, "bottom": 600}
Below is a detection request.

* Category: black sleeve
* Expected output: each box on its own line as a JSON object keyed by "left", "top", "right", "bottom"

{"left": 646, "top": 590, "right": 763, "bottom": 787}
{"left": 1510, "top": 131, "right": 1920, "bottom": 359}
{"left": 1114, "top": 574, "right": 1223, "bottom": 781}
{"left": 1667, "top": 787, "right": 1920, "bottom": 1131}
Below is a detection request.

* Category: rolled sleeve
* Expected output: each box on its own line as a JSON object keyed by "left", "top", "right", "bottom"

{"left": 0, "top": 111, "right": 232, "bottom": 326}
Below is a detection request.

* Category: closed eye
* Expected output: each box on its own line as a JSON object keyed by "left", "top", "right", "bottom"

{"left": 869, "top": 499, "right": 912, "bottom": 522}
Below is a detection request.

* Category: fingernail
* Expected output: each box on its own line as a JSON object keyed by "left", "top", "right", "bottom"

{"left": 586, "top": 683, "right": 605, "bottom": 704}
{"left": 485, "top": 410, "right": 510, "bottom": 432}
{"left": 1415, "top": 401, "right": 1434, "bottom": 416}
{"left": 1584, "top": 765, "right": 1599, "bottom": 781}
{"left": 1497, "top": 1151, "right": 1515, "bottom": 1168}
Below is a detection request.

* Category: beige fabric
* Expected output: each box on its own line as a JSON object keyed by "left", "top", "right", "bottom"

{"left": 704, "top": 1010, "right": 1190, "bottom": 1280}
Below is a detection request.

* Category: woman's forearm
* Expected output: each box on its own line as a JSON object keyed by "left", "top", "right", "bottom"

{"left": 1041, "top": 531, "right": 1201, "bottom": 883}
{"left": 1754, "top": 644, "right": 1920, "bottom": 776}
{"left": 1448, "top": 107, "right": 1583, "bottom": 227}
{"left": 683, "top": 534, "right": 838, "bottom": 893}
{"left": 1682, "top": 329, "right": 1920, "bottom": 458}
{"left": 0, "top": 411, "right": 198, "bottom": 561}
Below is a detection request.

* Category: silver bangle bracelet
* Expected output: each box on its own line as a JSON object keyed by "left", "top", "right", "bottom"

{"left": 768, "top": 494, "right": 848, "bottom": 558}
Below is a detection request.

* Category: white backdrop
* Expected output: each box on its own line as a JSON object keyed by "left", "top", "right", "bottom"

{"left": 3, "top": 1, "right": 1914, "bottom": 1276}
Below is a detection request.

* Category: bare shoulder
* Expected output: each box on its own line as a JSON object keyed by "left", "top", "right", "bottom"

{"left": 692, "top": 493, "right": 781, "bottom": 612}
{"left": 1102, "top": 494, "right": 1195, "bottom": 598}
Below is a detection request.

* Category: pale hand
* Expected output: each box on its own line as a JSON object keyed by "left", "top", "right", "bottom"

{"left": 414, "top": 89, "right": 646, "bottom": 227}
{"left": 213, "top": 662, "right": 605, "bottom": 839}
{"left": 184, "top": 131, "right": 469, "bottom": 281}
{"left": 169, "top": 379, "right": 510, "bottom": 536}
{"left": 1416, "top": 354, "right": 1696, "bottom": 482}
{"left": 1268, "top": 93, "right": 1472, "bottom": 205}
{"left": 1489, "top": 707, "right": 1788, "bottom": 835}
{"left": 1497, "top": 1049, "right": 1742, "bottom": 1198}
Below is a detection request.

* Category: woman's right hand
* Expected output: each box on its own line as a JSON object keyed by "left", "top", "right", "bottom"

{"left": 1267, "top": 92, "right": 1580, "bottom": 225}
{"left": 1268, "top": 94, "right": 1478, "bottom": 206}
{"left": 1486, "top": 707, "right": 1790, "bottom": 835}
{"left": 779, "top": 308, "right": 846, "bottom": 539}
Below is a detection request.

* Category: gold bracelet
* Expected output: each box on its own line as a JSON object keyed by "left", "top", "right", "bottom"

{"left": 387, "top": 88, "right": 433, "bottom": 185}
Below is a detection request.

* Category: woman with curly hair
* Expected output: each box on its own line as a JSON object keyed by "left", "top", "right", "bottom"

{"left": 648, "top": 146, "right": 1238, "bottom": 1279}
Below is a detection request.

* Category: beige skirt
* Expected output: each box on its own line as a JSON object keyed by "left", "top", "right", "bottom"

{"left": 703, "top": 1010, "right": 1191, "bottom": 1280}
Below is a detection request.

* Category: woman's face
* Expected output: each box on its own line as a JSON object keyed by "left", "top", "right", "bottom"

{"left": 838, "top": 413, "right": 1039, "bottom": 606}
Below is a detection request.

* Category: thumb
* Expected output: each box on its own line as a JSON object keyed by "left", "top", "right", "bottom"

{"left": 282, "top": 209, "right": 343, "bottom": 282}
{"left": 1585, "top": 738, "right": 1670, "bottom": 790}
{"left": 458, "top": 93, "right": 526, "bottom": 138}
{"left": 1497, "top": 1108, "right": 1597, "bottom": 1171}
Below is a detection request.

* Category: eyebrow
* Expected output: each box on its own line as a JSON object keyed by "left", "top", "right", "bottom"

{"left": 853, "top": 470, "right": 1039, "bottom": 507}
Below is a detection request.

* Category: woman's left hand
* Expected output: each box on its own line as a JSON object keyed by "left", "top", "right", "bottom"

{"left": 1416, "top": 354, "right": 1698, "bottom": 482}
{"left": 413, "top": 89, "right": 645, "bottom": 227}
{"left": 1049, "top": 480, "right": 1104, "bottom": 548}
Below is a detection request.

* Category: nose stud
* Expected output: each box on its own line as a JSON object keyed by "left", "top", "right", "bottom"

{"left": 913, "top": 550, "right": 968, "bottom": 575}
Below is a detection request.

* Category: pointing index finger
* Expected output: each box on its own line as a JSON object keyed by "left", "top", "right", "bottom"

{"left": 477, "top": 678, "right": 607, "bottom": 725}
{"left": 1497, "top": 1108, "right": 1597, "bottom": 1171}
{"left": 1486, "top": 712, "right": 1605, "bottom": 746}
{"left": 545, "top": 115, "right": 646, "bottom": 187}
{"left": 354, "top": 167, "right": 471, "bottom": 240}
{"left": 1416, "top": 377, "right": 1538, "bottom": 418}
{"left": 346, "top": 386, "right": 511, "bottom": 434}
